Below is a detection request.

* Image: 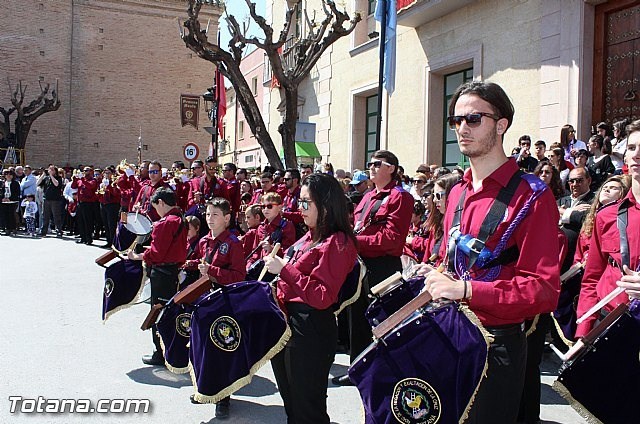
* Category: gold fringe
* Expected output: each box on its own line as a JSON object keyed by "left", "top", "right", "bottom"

{"left": 457, "top": 304, "right": 493, "bottom": 424}
{"left": 334, "top": 258, "right": 367, "bottom": 316}
{"left": 551, "top": 314, "right": 575, "bottom": 348}
{"left": 189, "top": 324, "right": 292, "bottom": 404}
{"left": 102, "top": 263, "right": 148, "bottom": 323}
{"left": 158, "top": 329, "right": 191, "bottom": 375}
{"left": 552, "top": 380, "right": 603, "bottom": 424}
{"left": 525, "top": 314, "right": 539, "bottom": 337}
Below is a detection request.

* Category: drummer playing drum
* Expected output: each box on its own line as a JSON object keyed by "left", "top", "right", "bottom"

{"left": 185, "top": 197, "right": 245, "bottom": 419}
{"left": 577, "top": 120, "right": 640, "bottom": 334}
{"left": 263, "top": 174, "right": 358, "bottom": 424}
{"left": 419, "top": 81, "right": 561, "bottom": 424}
{"left": 127, "top": 187, "right": 187, "bottom": 367}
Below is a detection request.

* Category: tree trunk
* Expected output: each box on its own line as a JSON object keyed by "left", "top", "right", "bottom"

{"left": 280, "top": 85, "right": 299, "bottom": 169}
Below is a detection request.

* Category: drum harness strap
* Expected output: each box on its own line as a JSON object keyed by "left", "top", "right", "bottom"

{"left": 199, "top": 176, "right": 220, "bottom": 201}
{"left": 354, "top": 190, "right": 392, "bottom": 235}
{"left": 446, "top": 171, "right": 547, "bottom": 282}
{"left": 616, "top": 199, "right": 631, "bottom": 270}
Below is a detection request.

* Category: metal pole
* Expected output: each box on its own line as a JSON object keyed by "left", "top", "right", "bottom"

{"left": 375, "top": 0, "right": 387, "bottom": 153}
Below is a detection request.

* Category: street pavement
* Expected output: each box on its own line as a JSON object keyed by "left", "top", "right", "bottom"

{"left": 0, "top": 233, "right": 587, "bottom": 423}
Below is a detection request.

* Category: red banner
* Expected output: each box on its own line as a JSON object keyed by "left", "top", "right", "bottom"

{"left": 180, "top": 94, "right": 200, "bottom": 129}
{"left": 397, "top": 0, "right": 417, "bottom": 11}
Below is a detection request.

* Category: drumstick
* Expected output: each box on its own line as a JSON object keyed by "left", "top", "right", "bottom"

{"left": 134, "top": 209, "right": 139, "bottom": 224}
{"left": 370, "top": 272, "right": 402, "bottom": 296}
{"left": 258, "top": 243, "right": 281, "bottom": 281}
{"left": 576, "top": 286, "right": 624, "bottom": 324}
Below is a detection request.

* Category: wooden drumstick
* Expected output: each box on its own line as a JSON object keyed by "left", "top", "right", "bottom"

{"left": 259, "top": 243, "right": 281, "bottom": 281}
{"left": 370, "top": 272, "right": 402, "bottom": 296}
{"left": 576, "top": 286, "right": 625, "bottom": 324}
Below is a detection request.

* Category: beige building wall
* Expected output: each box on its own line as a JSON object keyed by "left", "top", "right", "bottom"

{"left": 0, "top": 0, "right": 221, "bottom": 167}
{"left": 263, "top": 0, "right": 597, "bottom": 173}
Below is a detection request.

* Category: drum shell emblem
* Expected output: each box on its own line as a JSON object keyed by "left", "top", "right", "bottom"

{"left": 391, "top": 378, "right": 441, "bottom": 424}
{"left": 176, "top": 313, "right": 192, "bottom": 338}
{"left": 104, "top": 278, "right": 115, "bottom": 298}
{"left": 209, "top": 316, "right": 241, "bottom": 352}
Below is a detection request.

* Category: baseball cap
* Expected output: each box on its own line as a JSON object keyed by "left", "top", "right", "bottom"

{"left": 350, "top": 171, "right": 369, "bottom": 185}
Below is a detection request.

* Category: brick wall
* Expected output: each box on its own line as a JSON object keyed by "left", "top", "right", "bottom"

{"left": 0, "top": 0, "right": 221, "bottom": 168}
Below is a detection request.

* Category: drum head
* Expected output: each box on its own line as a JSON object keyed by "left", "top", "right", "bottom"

{"left": 125, "top": 213, "right": 152, "bottom": 236}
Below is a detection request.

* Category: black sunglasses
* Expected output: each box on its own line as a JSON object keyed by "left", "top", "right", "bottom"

{"left": 260, "top": 204, "right": 279, "bottom": 210}
{"left": 447, "top": 112, "right": 500, "bottom": 129}
{"left": 283, "top": 177, "right": 292, "bottom": 181}
{"left": 568, "top": 178, "right": 585, "bottom": 184}
{"left": 366, "top": 160, "right": 393, "bottom": 168}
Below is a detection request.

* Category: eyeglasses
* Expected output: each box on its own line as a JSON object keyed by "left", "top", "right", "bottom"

{"left": 567, "top": 178, "right": 585, "bottom": 185}
{"left": 299, "top": 199, "right": 314, "bottom": 211}
{"left": 222, "top": 168, "right": 232, "bottom": 172}
{"left": 410, "top": 179, "right": 426, "bottom": 184}
{"left": 367, "top": 160, "right": 393, "bottom": 168}
{"left": 447, "top": 112, "right": 500, "bottom": 129}
{"left": 434, "top": 191, "right": 447, "bottom": 201}
{"left": 260, "top": 203, "right": 280, "bottom": 210}
{"left": 148, "top": 169, "right": 160, "bottom": 175}
{"left": 569, "top": 130, "right": 575, "bottom": 134}
{"left": 205, "top": 165, "right": 217, "bottom": 171}
{"left": 283, "top": 177, "right": 292, "bottom": 181}
{"left": 191, "top": 166, "right": 202, "bottom": 170}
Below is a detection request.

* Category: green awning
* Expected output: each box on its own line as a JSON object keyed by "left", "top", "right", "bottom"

{"left": 280, "top": 142, "right": 321, "bottom": 158}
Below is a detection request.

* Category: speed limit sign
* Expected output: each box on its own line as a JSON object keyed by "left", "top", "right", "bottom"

{"left": 183, "top": 142, "right": 199, "bottom": 161}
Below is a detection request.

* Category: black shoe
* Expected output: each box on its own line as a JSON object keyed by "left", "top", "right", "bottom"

{"left": 56, "top": 231, "right": 63, "bottom": 238}
{"left": 215, "top": 401, "right": 230, "bottom": 419}
{"left": 76, "top": 239, "right": 84, "bottom": 244}
{"left": 189, "top": 394, "right": 203, "bottom": 404}
{"left": 141, "top": 352, "right": 165, "bottom": 366}
{"left": 85, "top": 239, "right": 93, "bottom": 245}
{"left": 331, "top": 374, "right": 354, "bottom": 386}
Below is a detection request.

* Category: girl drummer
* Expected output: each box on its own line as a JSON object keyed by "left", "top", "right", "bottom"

{"left": 263, "top": 173, "right": 358, "bottom": 424}
{"left": 576, "top": 119, "right": 640, "bottom": 336}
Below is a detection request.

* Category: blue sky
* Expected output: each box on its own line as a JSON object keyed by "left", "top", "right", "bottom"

{"left": 219, "top": 0, "right": 267, "bottom": 52}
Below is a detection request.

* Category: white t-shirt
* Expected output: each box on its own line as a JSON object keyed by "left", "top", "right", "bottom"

{"left": 611, "top": 137, "right": 627, "bottom": 170}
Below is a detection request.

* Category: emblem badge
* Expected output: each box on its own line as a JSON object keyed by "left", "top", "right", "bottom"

{"left": 219, "top": 243, "right": 229, "bottom": 255}
{"left": 391, "top": 378, "right": 441, "bottom": 424}
{"left": 209, "top": 316, "right": 241, "bottom": 352}
{"left": 176, "top": 313, "right": 192, "bottom": 338}
{"left": 104, "top": 278, "right": 114, "bottom": 298}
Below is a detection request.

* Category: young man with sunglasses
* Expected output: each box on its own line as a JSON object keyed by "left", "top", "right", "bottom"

{"left": 187, "top": 156, "right": 221, "bottom": 211}
{"left": 332, "top": 149, "right": 414, "bottom": 386}
{"left": 421, "top": 81, "right": 561, "bottom": 424}
{"left": 132, "top": 160, "right": 170, "bottom": 222}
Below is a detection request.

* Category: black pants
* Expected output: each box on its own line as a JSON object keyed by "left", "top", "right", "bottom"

{"left": 466, "top": 325, "right": 527, "bottom": 424}
{"left": 77, "top": 201, "right": 99, "bottom": 243}
{"left": 518, "top": 313, "right": 552, "bottom": 424}
{"left": 41, "top": 199, "right": 64, "bottom": 235}
{"left": 0, "top": 202, "right": 17, "bottom": 232}
{"left": 149, "top": 264, "right": 179, "bottom": 353}
{"left": 272, "top": 303, "right": 337, "bottom": 424}
{"left": 349, "top": 255, "right": 402, "bottom": 362}
{"left": 100, "top": 203, "right": 119, "bottom": 245}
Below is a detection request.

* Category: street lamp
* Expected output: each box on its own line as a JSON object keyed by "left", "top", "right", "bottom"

{"left": 202, "top": 87, "right": 218, "bottom": 161}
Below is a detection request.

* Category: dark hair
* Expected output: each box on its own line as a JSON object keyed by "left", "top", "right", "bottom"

{"left": 613, "top": 119, "right": 630, "bottom": 139}
{"left": 237, "top": 168, "right": 247, "bottom": 176}
{"left": 448, "top": 81, "right": 515, "bottom": 134}
{"left": 625, "top": 119, "right": 640, "bottom": 137}
{"left": 285, "top": 168, "right": 301, "bottom": 183}
{"left": 151, "top": 187, "right": 176, "bottom": 206}
{"left": 260, "top": 172, "right": 273, "bottom": 181}
{"left": 172, "top": 161, "right": 185, "bottom": 170}
{"left": 551, "top": 147, "right": 568, "bottom": 171}
{"left": 596, "top": 122, "right": 614, "bottom": 138}
{"left": 534, "top": 140, "right": 546, "bottom": 148}
{"left": 302, "top": 173, "right": 356, "bottom": 245}
{"left": 192, "top": 160, "right": 204, "bottom": 168}
{"left": 533, "top": 161, "right": 565, "bottom": 199}
{"left": 246, "top": 204, "right": 265, "bottom": 220}
{"left": 560, "top": 124, "right": 575, "bottom": 148}
{"left": 207, "top": 197, "right": 232, "bottom": 216}
{"left": 223, "top": 163, "right": 237, "bottom": 173}
{"left": 576, "top": 148, "right": 589, "bottom": 158}
{"left": 518, "top": 135, "right": 531, "bottom": 144}
{"left": 426, "top": 173, "right": 460, "bottom": 241}
{"left": 241, "top": 192, "right": 252, "bottom": 203}
{"left": 186, "top": 215, "right": 200, "bottom": 229}
{"left": 371, "top": 149, "right": 400, "bottom": 179}
{"left": 413, "top": 200, "right": 426, "bottom": 216}
{"left": 588, "top": 134, "right": 604, "bottom": 150}
{"left": 149, "top": 160, "right": 162, "bottom": 170}
{"left": 205, "top": 156, "right": 217, "bottom": 164}
{"left": 300, "top": 164, "right": 313, "bottom": 171}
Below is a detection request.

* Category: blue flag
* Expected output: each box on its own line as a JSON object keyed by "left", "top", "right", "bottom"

{"left": 375, "top": 0, "right": 397, "bottom": 96}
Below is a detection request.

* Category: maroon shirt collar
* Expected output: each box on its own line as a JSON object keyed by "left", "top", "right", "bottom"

{"left": 461, "top": 158, "right": 518, "bottom": 190}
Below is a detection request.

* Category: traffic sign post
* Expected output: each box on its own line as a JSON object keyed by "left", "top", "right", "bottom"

{"left": 183, "top": 142, "right": 199, "bottom": 162}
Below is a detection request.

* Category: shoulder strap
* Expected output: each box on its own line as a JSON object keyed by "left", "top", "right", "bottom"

{"left": 618, "top": 199, "right": 631, "bottom": 269}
